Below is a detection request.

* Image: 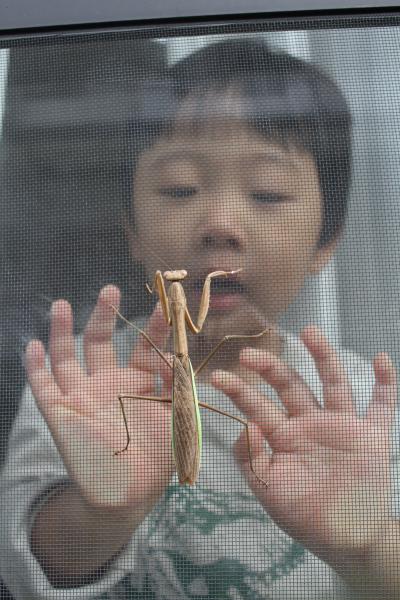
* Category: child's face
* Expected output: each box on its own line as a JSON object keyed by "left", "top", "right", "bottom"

{"left": 130, "top": 116, "right": 336, "bottom": 344}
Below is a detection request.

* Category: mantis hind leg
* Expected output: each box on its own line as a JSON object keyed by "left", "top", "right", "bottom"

{"left": 194, "top": 328, "right": 271, "bottom": 377}
{"left": 115, "top": 394, "right": 172, "bottom": 455}
{"left": 198, "top": 400, "right": 269, "bottom": 487}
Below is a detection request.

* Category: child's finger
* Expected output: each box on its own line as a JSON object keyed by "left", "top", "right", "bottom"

{"left": 301, "top": 326, "right": 355, "bottom": 415}
{"left": 83, "top": 285, "right": 120, "bottom": 375}
{"left": 367, "top": 352, "right": 397, "bottom": 430}
{"left": 129, "top": 302, "right": 172, "bottom": 375}
{"left": 239, "top": 348, "right": 319, "bottom": 416}
{"left": 49, "top": 300, "right": 86, "bottom": 395}
{"left": 212, "top": 369, "right": 286, "bottom": 438}
{"left": 26, "top": 339, "right": 65, "bottom": 422}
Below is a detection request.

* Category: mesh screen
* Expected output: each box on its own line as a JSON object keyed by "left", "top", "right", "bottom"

{"left": 0, "top": 16, "right": 399, "bottom": 600}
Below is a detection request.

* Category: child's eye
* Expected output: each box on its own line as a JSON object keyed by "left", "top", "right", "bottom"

{"left": 251, "top": 191, "right": 287, "bottom": 204}
{"left": 159, "top": 186, "right": 197, "bottom": 199}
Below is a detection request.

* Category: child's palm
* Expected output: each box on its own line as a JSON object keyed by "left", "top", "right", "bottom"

{"left": 26, "top": 286, "right": 174, "bottom": 512}
{"left": 213, "top": 326, "right": 396, "bottom": 565}
{"left": 264, "top": 411, "right": 390, "bottom": 557}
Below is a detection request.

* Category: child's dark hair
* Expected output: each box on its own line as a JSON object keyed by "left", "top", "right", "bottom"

{"left": 133, "top": 38, "right": 352, "bottom": 247}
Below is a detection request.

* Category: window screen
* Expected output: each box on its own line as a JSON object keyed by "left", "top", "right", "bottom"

{"left": 0, "top": 16, "right": 399, "bottom": 600}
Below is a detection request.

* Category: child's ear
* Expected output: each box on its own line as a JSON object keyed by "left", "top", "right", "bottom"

{"left": 309, "top": 232, "right": 342, "bottom": 276}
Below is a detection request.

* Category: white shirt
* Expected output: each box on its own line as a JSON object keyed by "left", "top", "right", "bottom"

{"left": 0, "top": 326, "right": 399, "bottom": 600}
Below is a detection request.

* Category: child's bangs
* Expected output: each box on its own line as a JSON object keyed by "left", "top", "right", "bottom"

{"left": 133, "top": 70, "right": 346, "bottom": 152}
{"left": 170, "top": 87, "right": 256, "bottom": 137}
{"left": 164, "top": 82, "right": 312, "bottom": 147}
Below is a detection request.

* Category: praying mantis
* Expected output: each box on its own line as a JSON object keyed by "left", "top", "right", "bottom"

{"left": 111, "top": 269, "right": 270, "bottom": 487}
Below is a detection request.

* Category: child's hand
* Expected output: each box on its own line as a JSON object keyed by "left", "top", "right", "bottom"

{"left": 25, "top": 285, "right": 174, "bottom": 515}
{"left": 212, "top": 326, "right": 397, "bottom": 568}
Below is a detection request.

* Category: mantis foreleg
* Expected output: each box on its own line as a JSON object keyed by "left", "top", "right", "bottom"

{"left": 185, "top": 270, "right": 242, "bottom": 333}
{"left": 146, "top": 270, "right": 171, "bottom": 325}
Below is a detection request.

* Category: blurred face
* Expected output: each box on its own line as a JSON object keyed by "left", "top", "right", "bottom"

{"left": 130, "top": 116, "right": 336, "bottom": 365}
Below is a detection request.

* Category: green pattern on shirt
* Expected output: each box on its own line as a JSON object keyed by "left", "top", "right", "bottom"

{"left": 101, "top": 484, "right": 306, "bottom": 599}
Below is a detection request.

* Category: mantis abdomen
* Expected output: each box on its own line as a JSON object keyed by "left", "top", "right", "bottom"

{"left": 172, "top": 355, "right": 202, "bottom": 485}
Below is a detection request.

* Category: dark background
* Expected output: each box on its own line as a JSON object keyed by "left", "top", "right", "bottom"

{"left": 0, "top": 38, "right": 167, "bottom": 598}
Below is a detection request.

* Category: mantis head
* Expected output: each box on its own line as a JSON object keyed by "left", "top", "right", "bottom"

{"left": 164, "top": 270, "right": 188, "bottom": 282}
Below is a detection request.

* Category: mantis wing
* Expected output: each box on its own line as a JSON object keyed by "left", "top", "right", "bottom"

{"left": 189, "top": 357, "right": 202, "bottom": 459}
{"left": 171, "top": 356, "right": 202, "bottom": 485}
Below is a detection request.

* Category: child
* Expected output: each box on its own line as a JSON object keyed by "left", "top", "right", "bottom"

{"left": 0, "top": 38, "right": 399, "bottom": 599}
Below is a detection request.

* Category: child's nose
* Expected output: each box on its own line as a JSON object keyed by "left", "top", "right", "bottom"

{"left": 199, "top": 213, "right": 245, "bottom": 252}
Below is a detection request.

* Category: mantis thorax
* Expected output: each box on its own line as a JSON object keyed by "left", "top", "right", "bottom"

{"left": 169, "top": 281, "right": 188, "bottom": 357}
